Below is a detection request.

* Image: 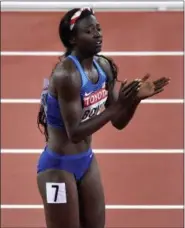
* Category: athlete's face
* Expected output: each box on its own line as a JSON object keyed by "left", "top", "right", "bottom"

{"left": 73, "top": 15, "right": 103, "bottom": 56}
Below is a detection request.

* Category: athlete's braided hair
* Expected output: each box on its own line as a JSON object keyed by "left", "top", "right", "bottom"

{"left": 37, "top": 8, "right": 119, "bottom": 142}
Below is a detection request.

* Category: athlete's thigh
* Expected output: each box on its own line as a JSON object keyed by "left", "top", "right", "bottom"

{"left": 37, "top": 169, "right": 80, "bottom": 228}
{"left": 78, "top": 155, "right": 105, "bottom": 228}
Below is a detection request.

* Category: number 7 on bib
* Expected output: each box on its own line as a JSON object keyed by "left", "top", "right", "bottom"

{"left": 46, "top": 183, "right": 67, "bottom": 204}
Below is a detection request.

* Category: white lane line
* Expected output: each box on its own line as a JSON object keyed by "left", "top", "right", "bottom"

{"left": 1, "top": 51, "right": 184, "bottom": 56}
{"left": 1, "top": 149, "right": 184, "bottom": 154}
{"left": 1, "top": 99, "right": 40, "bottom": 104}
{"left": 1, "top": 204, "right": 184, "bottom": 210}
{"left": 1, "top": 99, "right": 184, "bottom": 104}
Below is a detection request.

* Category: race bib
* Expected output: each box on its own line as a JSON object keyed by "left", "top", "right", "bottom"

{"left": 46, "top": 182, "right": 67, "bottom": 204}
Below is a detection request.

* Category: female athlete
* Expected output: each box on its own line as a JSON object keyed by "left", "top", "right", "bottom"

{"left": 36, "top": 7, "right": 169, "bottom": 228}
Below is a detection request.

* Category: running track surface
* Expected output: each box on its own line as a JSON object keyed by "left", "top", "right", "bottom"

{"left": 1, "top": 11, "right": 184, "bottom": 228}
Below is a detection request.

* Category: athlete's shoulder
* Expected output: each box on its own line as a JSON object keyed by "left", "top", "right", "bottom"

{"left": 52, "top": 56, "right": 81, "bottom": 92}
{"left": 95, "top": 55, "right": 109, "bottom": 68}
{"left": 52, "top": 57, "right": 75, "bottom": 77}
{"left": 95, "top": 55, "right": 114, "bottom": 80}
{"left": 53, "top": 57, "right": 79, "bottom": 81}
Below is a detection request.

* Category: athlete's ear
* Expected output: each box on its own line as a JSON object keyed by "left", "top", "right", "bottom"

{"left": 69, "top": 36, "right": 76, "bottom": 46}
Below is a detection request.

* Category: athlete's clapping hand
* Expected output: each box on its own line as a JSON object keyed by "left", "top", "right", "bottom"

{"left": 115, "top": 73, "right": 170, "bottom": 107}
{"left": 136, "top": 74, "right": 170, "bottom": 100}
{"left": 116, "top": 79, "right": 141, "bottom": 105}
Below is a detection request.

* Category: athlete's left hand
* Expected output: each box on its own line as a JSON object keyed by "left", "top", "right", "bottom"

{"left": 136, "top": 74, "right": 170, "bottom": 100}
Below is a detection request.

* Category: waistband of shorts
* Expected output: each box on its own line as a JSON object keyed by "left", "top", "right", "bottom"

{"left": 44, "top": 146, "right": 93, "bottom": 160}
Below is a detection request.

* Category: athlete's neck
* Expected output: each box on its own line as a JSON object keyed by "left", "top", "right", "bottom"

{"left": 71, "top": 50, "right": 94, "bottom": 69}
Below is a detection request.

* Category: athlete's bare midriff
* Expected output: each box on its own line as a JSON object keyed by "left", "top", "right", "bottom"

{"left": 47, "top": 125, "right": 92, "bottom": 155}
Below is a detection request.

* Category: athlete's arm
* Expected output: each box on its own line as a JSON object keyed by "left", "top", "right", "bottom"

{"left": 98, "top": 57, "right": 141, "bottom": 130}
{"left": 53, "top": 61, "right": 124, "bottom": 143}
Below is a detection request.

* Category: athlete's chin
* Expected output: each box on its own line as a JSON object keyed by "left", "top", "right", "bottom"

{"left": 93, "top": 46, "right": 102, "bottom": 55}
{"left": 87, "top": 46, "right": 102, "bottom": 57}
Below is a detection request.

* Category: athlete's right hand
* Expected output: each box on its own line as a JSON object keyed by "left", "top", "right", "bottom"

{"left": 117, "top": 80, "right": 141, "bottom": 105}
